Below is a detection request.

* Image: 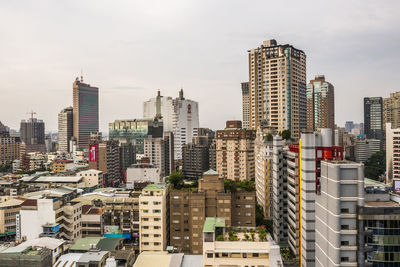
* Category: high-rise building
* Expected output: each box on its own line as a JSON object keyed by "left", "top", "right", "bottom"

{"left": 109, "top": 118, "right": 163, "bottom": 155}
{"left": 0, "top": 121, "right": 8, "bottom": 137}
{"left": 0, "top": 122, "right": 20, "bottom": 167}
{"left": 216, "top": 121, "right": 256, "bottom": 181}
{"left": 182, "top": 136, "right": 211, "bottom": 180}
{"left": 315, "top": 161, "right": 364, "bottom": 267}
{"left": 144, "top": 132, "right": 174, "bottom": 178}
{"left": 386, "top": 123, "right": 400, "bottom": 184}
{"left": 345, "top": 121, "right": 354, "bottom": 133}
{"left": 384, "top": 91, "right": 400, "bottom": 129}
{"left": 143, "top": 90, "right": 199, "bottom": 160}
{"left": 306, "top": 75, "right": 335, "bottom": 132}
{"left": 364, "top": 97, "right": 383, "bottom": 142}
{"left": 139, "top": 183, "right": 168, "bottom": 253}
{"left": 20, "top": 117, "right": 45, "bottom": 145}
{"left": 247, "top": 39, "right": 307, "bottom": 139}
{"left": 241, "top": 82, "right": 250, "bottom": 129}
{"left": 73, "top": 77, "right": 99, "bottom": 150}
{"left": 58, "top": 106, "right": 73, "bottom": 153}
{"left": 120, "top": 142, "right": 136, "bottom": 178}
{"left": 354, "top": 139, "right": 381, "bottom": 163}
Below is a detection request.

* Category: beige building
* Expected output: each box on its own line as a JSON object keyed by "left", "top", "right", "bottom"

{"left": 254, "top": 125, "right": 275, "bottom": 219}
{"left": 384, "top": 91, "right": 400, "bottom": 129}
{"left": 77, "top": 169, "right": 104, "bottom": 188}
{"left": 0, "top": 136, "right": 20, "bottom": 167}
{"left": 58, "top": 106, "right": 73, "bottom": 153}
{"left": 139, "top": 183, "right": 168, "bottom": 252}
{"left": 247, "top": 39, "right": 307, "bottom": 139}
{"left": 216, "top": 121, "right": 256, "bottom": 181}
{"left": 0, "top": 198, "right": 24, "bottom": 238}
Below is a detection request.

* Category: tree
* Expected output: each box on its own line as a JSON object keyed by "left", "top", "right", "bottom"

{"left": 167, "top": 171, "right": 184, "bottom": 189}
{"left": 216, "top": 235, "right": 225, "bottom": 241}
{"left": 281, "top": 130, "right": 291, "bottom": 140}
{"left": 265, "top": 133, "right": 273, "bottom": 141}
{"left": 364, "top": 151, "right": 386, "bottom": 180}
{"left": 224, "top": 179, "right": 237, "bottom": 192}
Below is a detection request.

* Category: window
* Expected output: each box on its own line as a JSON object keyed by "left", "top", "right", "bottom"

{"left": 341, "top": 225, "right": 349, "bottom": 230}
{"left": 341, "top": 208, "right": 350, "bottom": 213}
{"left": 341, "top": 257, "right": 349, "bottom": 262}
{"left": 207, "top": 253, "right": 213, "bottom": 258}
{"left": 222, "top": 253, "right": 228, "bottom": 257}
{"left": 341, "top": 240, "right": 349, "bottom": 246}
{"left": 243, "top": 253, "right": 247, "bottom": 258}
{"left": 252, "top": 253, "right": 259, "bottom": 257}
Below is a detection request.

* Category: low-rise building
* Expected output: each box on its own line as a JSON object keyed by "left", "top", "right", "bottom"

{"left": 13, "top": 237, "right": 65, "bottom": 264}
{"left": 0, "top": 198, "right": 24, "bottom": 240}
{"left": 82, "top": 205, "right": 103, "bottom": 237}
{"left": 0, "top": 246, "right": 52, "bottom": 267}
{"left": 126, "top": 163, "right": 160, "bottom": 189}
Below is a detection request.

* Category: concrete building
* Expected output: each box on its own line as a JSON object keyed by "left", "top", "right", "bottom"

{"left": 241, "top": 82, "right": 250, "bottom": 129}
{"left": 202, "top": 217, "right": 282, "bottom": 267}
{"left": 126, "top": 163, "right": 160, "bottom": 189}
{"left": 354, "top": 139, "right": 381, "bottom": 163}
{"left": 247, "top": 39, "right": 307, "bottom": 139}
{"left": 58, "top": 106, "right": 74, "bottom": 153}
{"left": 182, "top": 136, "right": 212, "bottom": 180}
{"left": 364, "top": 97, "right": 383, "bottom": 142}
{"left": 77, "top": 169, "right": 104, "bottom": 189}
{"left": 144, "top": 132, "right": 174, "bottom": 179}
{"left": 216, "top": 121, "right": 256, "bottom": 181}
{"left": 73, "top": 77, "right": 99, "bottom": 150}
{"left": 0, "top": 198, "right": 24, "bottom": 240}
{"left": 384, "top": 91, "right": 400, "bottom": 129}
{"left": 254, "top": 124, "right": 274, "bottom": 219}
{"left": 315, "top": 161, "right": 364, "bottom": 267}
{"left": 143, "top": 90, "right": 199, "bottom": 160}
{"left": 0, "top": 134, "right": 20, "bottom": 167}
{"left": 20, "top": 116, "right": 45, "bottom": 146}
{"left": 306, "top": 75, "right": 335, "bottom": 132}
{"left": 386, "top": 122, "right": 400, "bottom": 184}
{"left": 81, "top": 205, "right": 103, "bottom": 237}
{"left": 345, "top": 121, "right": 354, "bottom": 133}
{"left": 139, "top": 183, "right": 168, "bottom": 252}
{"left": 109, "top": 118, "right": 163, "bottom": 155}
{"left": 169, "top": 170, "right": 256, "bottom": 254}
{"left": 0, "top": 246, "right": 52, "bottom": 267}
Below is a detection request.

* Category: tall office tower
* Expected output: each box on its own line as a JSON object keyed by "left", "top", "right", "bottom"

{"left": 241, "top": 82, "right": 250, "bottom": 129}
{"left": 315, "top": 161, "right": 364, "bottom": 267}
{"left": 248, "top": 39, "right": 307, "bottom": 139}
{"left": 73, "top": 77, "right": 99, "bottom": 150}
{"left": 354, "top": 139, "right": 381, "bottom": 163}
{"left": 345, "top": 121, "right": 354, "bottom": 133}
{"left": 169, "top": 170, "right": 256, "bottom": 254}
{"left": 58, "top": 106, "right": 73, "bottom": 153}
{"left": 120, "top": 142, "right": 136, "bottom": 178}
{"left": 384, "top": 91, "right": 400, "bottom": 128}
{"left": 216, "top": 121, "right": 256, "bottom": 181}
{"left": 109, "top": 118, "right": 163, "bottom": 155}
{"left": 386, "top": 123, "right": 400, "bottom": 184}
{"left": 139, "top": 183, "right": 168, "bottom": 253}
{"left": 0, "top": 122, "right": 20, "bottom": 167}
{"left": 254, "top": 123, "right": 275, "bottom": 219}
{"left": 300, "top": 129, "right": 344, "bottom": 267}
{"left": 143, "top": 89, "right": 199, "bottom": 160}
{"left": 182, "top": 136, "right": 211, "bottom": 180}
{"left": 144, "top": 132, "right": 174, "bottom": 178}
{"left": 364, "top": 97, "right": 383, "bottom": 141}
{"left": 306, "top": 75, "right": 335, "bottom": 132}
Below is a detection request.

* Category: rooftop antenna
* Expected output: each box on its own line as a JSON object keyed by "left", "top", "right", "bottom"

{"left": 26, "top": 110, "right": 36, "bottom": 120}
{"left": 80, "top": 69, "right": 84, "bottom": 82}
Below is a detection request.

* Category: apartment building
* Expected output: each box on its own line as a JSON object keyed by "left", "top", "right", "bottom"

{"left": 81, "top": 205, "right": 103, "bottom": 237}
{"left": 386, "top": 122, "right": 400, "bottom": 184}
{"left": 0, "top": 198, "right": 24, "bottom": 240}
{"left": 216, "top": 121, "right": 256, "bottom": 181}
{"left": 384, "top": 91, "right": 400, "bottom": 129}
{"left": 364, "top": 97, "right": 383, "bottom": 142}
{"left": 58, "top": 106, "right": 73, "bottom": 153}
{"left": 242, "top": 82, "right": 250, "bottom": 129}
{"left": 144, "top": 132, "right": 174, "bottom": 179}
{"left": 139, "top": 183, "right": 168, "bottom": 252}
{"left": 182, "top": 136, "right": 212, "bottom": 180}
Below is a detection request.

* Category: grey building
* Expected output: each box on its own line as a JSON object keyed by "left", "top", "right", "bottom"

{"left": 120, "top": 142, "right": 136, "bottom": 177}
{"left": 345, "top": 121, "right": 354, "bottom": 133}
{"left": 364, "top": 97, "right": 383, "bottom": 142}
{"left": 73, "top": 77, "right": 99, "bottom": 150}
{"left": 20, "top": 117, "right": 45, "bottom": 145}
{"left": 315, "top": 160, "right": 364, "bottom": 267}
{"left": 58, "top": 106, "right": 73, "bottom": 153}
{"left": 355, "top": 139, "right": 381, "bottom": 163}
{"left": 182, "top": 136, "right": 212, "bottom": 180}
{"left": 242, "top": 82, "right": 250, "bottom": 129}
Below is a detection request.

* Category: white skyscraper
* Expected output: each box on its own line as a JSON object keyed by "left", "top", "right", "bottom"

{"left": 143, "top": 89, "right": 199, "bottom": 160}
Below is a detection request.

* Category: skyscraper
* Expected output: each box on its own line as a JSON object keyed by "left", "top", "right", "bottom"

{"left": 306, "top": 75, "right": 335, "bottom": 132}
{"left": 241, "top": 82, "right": 250, "bottom": 129}
{"left": 58, "top": 106, "right": 73, "bottom": 153}
{"left": 20, "top": 117, "right": 45, "bottom": 145}
{"left": 364, "top": 97, "right": 383, "bottom": 141}
{"left": 384, "top": 91, "right": 400, "bottom": 129}
{"left": 143, "top": 89, "right": 199, "bottom": 160}
{"left": 247, "top": 39, "right": 307, "bottom": 139}
{"left": 73, "top": 77, "right": 99, "bottom": 150}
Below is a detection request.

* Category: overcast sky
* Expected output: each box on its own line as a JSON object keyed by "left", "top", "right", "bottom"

{"left": 0, "top": 0, "right": 399, "bottom": 133}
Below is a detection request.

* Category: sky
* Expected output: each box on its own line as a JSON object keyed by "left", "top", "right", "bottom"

{"left": 0, "top": 0, "right": 399, "bottom": 133}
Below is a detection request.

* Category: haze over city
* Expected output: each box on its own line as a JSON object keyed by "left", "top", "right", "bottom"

{"left": 1, "top": 0, "right": 399, "bottom": 132}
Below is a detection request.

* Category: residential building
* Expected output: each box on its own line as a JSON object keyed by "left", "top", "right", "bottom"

{"left": 126, "top": 163, "right": 160, "bottom": 189}
{"left": 144, "top": 132, "right": 174, "bottom": 178}
{"left": 202, "top": 217, "right": 283, "bottom": 267}
{"left": 364, "top": 97, "right": 383, "bottom": 142}
{"left": 354, "top": 139, "right": 381, "bottom": 163}
{"left": 133, "top": 251, "right": 186, "bottom": 267}
{"left": 58, "top": 106, "right": 74, "bottom": 153}
{"left": 345, "top": 121, "right": 354, "bottom": 133}
{"left": 0, "top": 131, "right": 20, "bottom": 167}
{"left": 143, "top": 89, "right": 199, "bottom": 160}
{"left": 0, "top": 198, "right": 24, "bottom": 240}
{"left": 77, "top": 169, "right": 104, "bottom": 189}
{"left": 120, "top": 142, "right": 136, "bottom": 178}
{"left": 169, "top": 170, "right": 256, "bottom": 254}
{"left": 384, "top": 91, "right": 400, "bottom": 129}
{"left": 139, "top": 183, "right": 168, "bottom": 252}
{"left": 216, "top": 121, "right": 256, "bottom": 181}
{"left": 247, "top": 39, "right": 307, "bottom": 139}
{"left": 209, "top": 139, "right": 216, "bottom": 171}
{"left": 12, "top": 237, "right": 65, "bottom": 264}
{"left": 81, "top": 205, "right": 103, "bottom": 237}
{"left": 51, "top": 159, "right": 74, "bottom": 173}
{"left": 109, "top": 118, "right": 163, "bottom": 155}
{"left": 0, "top": 246, "right": 52, "bottom": 267}
{"left": 315, "top": 161, "right": 364, "bottom": 267}
{"left": 254, "top": 123, "right": 274, "bottom": 219}
{"left": 386, "top": 122, "right": 400, "bottom": 184}
{"left": 73, "top": 77, "right": 99, "bottom": 150}
{"left": 76, "top": 251, "right": 110, "bottom": 267}
{"left": 306, "top": 75, "right": 335, "bottom": 132}
{"left": 242, "top": 82, "right": 250, "bottom": 129}
{"left": 20, "top": 116, "right": 45, "bottom": 146}
{"left": 182, "top": 136, "right": 212, "bottom": 180}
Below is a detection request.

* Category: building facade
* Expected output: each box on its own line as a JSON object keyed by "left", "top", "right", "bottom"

{"left": 144, "top": 132, "right": 174, "bottom": 179}
{"left": 73, "top": 77, "right": 99, "bottom": 150}
{"left": 241, "top": 82, "right": 250, "bottom": 129}
{"left": 216, "top": 121, "right": 256, "bottom": 181}
{"left": 306, "top": 75, "right": 335, "bottom": 132}
{"left": 354, "top": 139, "right": 381, "bottom": 163}
{"left": 386, "top": 123, "right": 400, "bottom": 184}
{"left": 364, "top": 97, "right": 383, "bottom": 142}
{"left": 182, "top": 136, "right": 212, "bottom": 180}
{"left": 384, "top": 91, "right": 400, "bottom": 129}
{"left": 58, "top": 106, "right": 74, "bottom": 153}
{"left": 247, "top": 39, "right": 307, "bottom": 139}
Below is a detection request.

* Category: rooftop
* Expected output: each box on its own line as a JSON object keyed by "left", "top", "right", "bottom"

{"left": 203, "top": 169, "right": 218, "bottom": 175}
{"left": 77, "top": 251, "right": 109, "bottom": 263}
{"left": 203, "top": 217, "right": 225, "bottom": 233}
{"left": 144, "top": 183, "right": 167, "bottom": 191}
{"left": 133, "top": 251, "right": 184, "bottom": 267}
{"left": 54, "top": 253, "right": 83, "bottom": 267}
{"left": 17, "top": 237, "right": 65, "bottom": 250}
{"left": 0, "top": 198, "right": 25, "bottom": 208}
{"left": 364, "top": 201, "right": 400, "bottom": 207}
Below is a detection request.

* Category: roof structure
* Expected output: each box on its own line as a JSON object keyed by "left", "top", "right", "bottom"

{"left": 17, "top": 237, "right": 65, "bottom": 250}
{"left": 203, "top": 217, "right": 225, "bottom": 233}
{"left": 203, "top": 169, "right": 218, "bottom": 175}
{"left": 133, "top": 251, "right": 184, "bottom": 267}
{"left": 144, "top": 183, "right": 167, "bottom": 190}
{"left": 54, "top": 253, "right": 83, "bottom": 267}
{"left": 97, "top": 237, "right": 123, "bottom": 251}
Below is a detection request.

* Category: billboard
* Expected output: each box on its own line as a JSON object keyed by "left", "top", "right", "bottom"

{"left": 89, "top": 144, "right": 97, "bottom": 162}
{"left": 104, "top": 225, "right": 120, "bottom": 235}
{"left": 394, "top": 180, "right": 400, "bottom": 194}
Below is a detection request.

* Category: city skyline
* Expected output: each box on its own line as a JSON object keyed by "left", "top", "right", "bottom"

{"left": 1, "top": 1, "right": 399, "bottom": 133}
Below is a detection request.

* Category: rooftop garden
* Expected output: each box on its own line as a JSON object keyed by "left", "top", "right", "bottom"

{"left": 215, "top": 226, "right": 268, "bottom": 242}
{"left": 224, "top": 179, "right": 255, "bottom": 192}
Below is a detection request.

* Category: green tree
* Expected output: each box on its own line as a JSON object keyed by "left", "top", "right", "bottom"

{"left": 281, "top": 130, "right": 291, "bottom": 140}
{"left": 265, "top": 133, "right": 273, "bottom": 141}
{"left": 167, "top": 171, "right": 185, "bottom": 189}
{"left": 224, "top": 179, "right": 237, "bottom": 192}
{"left": 216, "top": 235, "right": 225, "bottom": 241}
{"left": 364, "top": 151, "right": 386, "bottom": 180}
